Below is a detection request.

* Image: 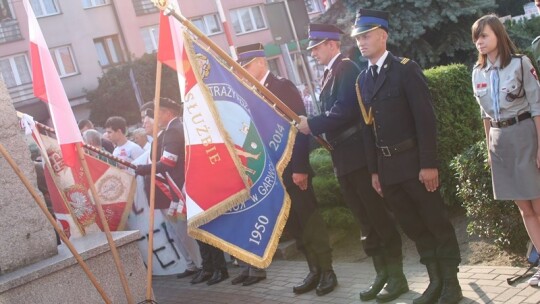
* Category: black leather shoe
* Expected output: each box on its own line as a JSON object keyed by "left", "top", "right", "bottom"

{"left": 316, "top": 270, "right": 337, "bottom": 296}
{"left": 293, "top": 268, "right": 320, "bottom": 294}
{"left": 176, "top": 268, "right": 199, "bottom": 279}
{"left": 375, "top": 276, "right": 409, "bottom": 303}
{"left": 438, "top": 265, "right": 462, "bottom": 304}
{"left": 231, "top": 274, "right": 249, "bottom": 285}
{"left": 242, "top": 276, "right": 266, "bottom": 286}
{"left": 413, "top": 262, "right": 442, "bottom": 304}
{"left": 207, "top": 269, "right": 229, "bottom": 285}
{"left": 360, "top": 256, "right": 388, "bottom": 301}
{"left": 190, "top": 270, "right": 212, "bottom": 284}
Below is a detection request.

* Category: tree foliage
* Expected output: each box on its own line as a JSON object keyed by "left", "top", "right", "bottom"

{"left": 86, "top": 53, "right": 180, "bottom": 126}
{"left": 505, "top": 16, "right": 540, "bottom": 51}
{"left": 319, "top": 0, "right": 496, "bottom": 68}
{"left": 495, "top": 0, "right": 529, "bottom": 17}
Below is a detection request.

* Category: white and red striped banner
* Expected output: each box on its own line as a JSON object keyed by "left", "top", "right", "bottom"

{"left": 158, "top": 6, "right": 249, "bottom": 227}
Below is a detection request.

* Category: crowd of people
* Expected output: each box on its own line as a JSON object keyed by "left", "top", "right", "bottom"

{"left": 43, "top": 4, "right": 540, "bottom": 304}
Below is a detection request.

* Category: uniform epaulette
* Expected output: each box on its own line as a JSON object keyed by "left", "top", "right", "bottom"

{"left": 342, "top": 58, "right": 351, "bottom": 62}
{"left": 512, "top": 54, "right": 524, "bottom": 58}
{"left": 473, "top": 63, "right": 481, "bottom": 69}
{"left": 400, "top": 57, "right": 410, "bottom": 64}
{"left": 533, "top": 36, "right": 540, "bottom": 45}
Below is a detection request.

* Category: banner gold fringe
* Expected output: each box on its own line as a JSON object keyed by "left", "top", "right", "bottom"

{"left": 183, "top": 32, "right": 251, "bottom": 228}
{"left": 181, "top": 24, "right": 297, "bottom": 268}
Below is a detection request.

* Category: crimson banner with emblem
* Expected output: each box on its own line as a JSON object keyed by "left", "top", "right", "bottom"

{"left": 27, "top": 119, "right": 135, "bottom": 239}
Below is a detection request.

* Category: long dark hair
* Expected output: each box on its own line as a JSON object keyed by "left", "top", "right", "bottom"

{"left": 471, "top": 14, "right": 518, "bottom": 69}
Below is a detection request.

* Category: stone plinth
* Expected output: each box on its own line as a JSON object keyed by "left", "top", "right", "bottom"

{"left": 0, "top": 80, "right": 57, "bottom": 275}
{"left": 0, "top": 231, "right": 149, "bottom": 304}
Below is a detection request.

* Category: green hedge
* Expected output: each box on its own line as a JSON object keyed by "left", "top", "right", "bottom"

{"left": 424, "top": 64, "right": 484, "bottom": 205}
{"left": 450, "top": 140, "right": 528, "bottom": 252}
{"left": 310, "top": 148, "right": 345, "bottom": 209}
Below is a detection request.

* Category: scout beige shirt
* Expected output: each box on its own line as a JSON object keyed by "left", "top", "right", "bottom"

{"left": 472, "top": 55, "right": 540, "bottom": 120}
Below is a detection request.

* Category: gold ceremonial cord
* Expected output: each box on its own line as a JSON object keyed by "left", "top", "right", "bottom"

{"left": 355, "top": 80, "right": 373, "bottom": 125}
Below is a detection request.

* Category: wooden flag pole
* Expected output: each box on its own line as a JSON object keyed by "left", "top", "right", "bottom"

{"left": 154, "top": 1, "right": 332, "bottom": 151}
{"left": 75, "top": 143, "right": 135, "bottom": 304}
{"left": 0, "top": 144, "right": 112, "bottom": 304}
{"left": 145, "top": 60, "right": 163, "bottom": 301}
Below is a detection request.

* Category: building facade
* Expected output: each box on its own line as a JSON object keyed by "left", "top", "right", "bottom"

{"left": 0, "top": 0, "right": 331, "bottom": 122}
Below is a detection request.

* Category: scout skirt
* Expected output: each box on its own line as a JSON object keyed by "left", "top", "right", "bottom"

{"left": 489, "top": 118, "right": 540, "bottom": 200}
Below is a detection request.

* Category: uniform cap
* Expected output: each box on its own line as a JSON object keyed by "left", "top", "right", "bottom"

{"left": 351, "top": 9, "right": 389, "bottom": 37}
{"left": 236, "top": 43, "right": 265, "bottom": 67}
{"left": 307, "top": 23, "right": 344, "bottom": 50}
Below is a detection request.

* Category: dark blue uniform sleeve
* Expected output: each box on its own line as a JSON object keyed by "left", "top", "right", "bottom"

{"left": 307, "top": 60, "right": 360, "bottom": 135}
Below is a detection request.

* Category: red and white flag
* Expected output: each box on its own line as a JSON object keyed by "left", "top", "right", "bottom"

{"left": 24, "top": 0, "right": 82, "bottom": 167}
{"left": 157, "top": 5, "right": 249, "bottom": 227}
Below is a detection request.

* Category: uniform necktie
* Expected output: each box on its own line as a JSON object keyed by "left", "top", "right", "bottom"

{"left": 490, "top": 67, "right": 500, "bottom": 121}
{"left": 322, "top": 69, "right": 329, "bottom": 85}
{"left": 370, "top": 65, "right": 379, "bottom": 81}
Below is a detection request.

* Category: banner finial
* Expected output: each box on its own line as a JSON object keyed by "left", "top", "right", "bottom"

{"left": 151, "top": 0, "right": 168, "bottom": 10}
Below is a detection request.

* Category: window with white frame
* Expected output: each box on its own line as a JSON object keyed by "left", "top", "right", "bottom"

{"left": 140, "top": 25, "right": 159, "bottom": 54}
{"left": 82, "top": 0, "right": 107, "bottom": 9}
{"left": 304, "top": 0, "right": 324, "bottom": 14}
{"left": 30, "top": 0, "right": 60, "bottom": 17}
{"left": 51, "top": 46, "right": 78, "bottom": 77}
{"left": 191, "top": 13, "right": 222, "bottom": 36}
{"left": 0, "top": 54, "right": 32, "bottom": 88}
{"left": 230, "top": 6, "right": 266, "bottom": 35}
{"left": 94, "top": 35, "right": 124, "bottom": 67}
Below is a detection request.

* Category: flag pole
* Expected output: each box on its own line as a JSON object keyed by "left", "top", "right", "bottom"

{"left": 215, "top": 0, "right": 237, "bottom": 60}
{"left": 0, "top": 144, "right": 112, "bottom": 304}
{"left": 145, "top": 60, "right": 163, "bottom": 301}
{"left": 75, "top": 143, "right": 135, "bottom": 304}
{"left": 154, "top": 1, "right": 332, "bottom": 151}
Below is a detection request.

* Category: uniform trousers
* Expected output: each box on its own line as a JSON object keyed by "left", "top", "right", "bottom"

{"left": 382, "top": 178, "right": 461, "bottom": 266}
{"left": 163, "top": 215, "right": 201, "bottom": 271}
{"left": 337, "top": 167, "right": 402, "bottom": 258}
{"left": 285, "top": 178, "right": 332, "bottom": 269}
{"left": 197, "top": 241, "right": 227, "bottom": 272}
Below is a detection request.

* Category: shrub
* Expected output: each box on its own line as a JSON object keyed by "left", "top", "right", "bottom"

{"left": 310, "top": 148, "right": 345, "bottom": 209}
{"left": 424, "top": 64, "right": 484, "bottom": 205}
{"left": 450, "top": 140, "right": 528, "bottom": 252}
{"left": 321, "top": 206, "right": 357, "bottom": 230}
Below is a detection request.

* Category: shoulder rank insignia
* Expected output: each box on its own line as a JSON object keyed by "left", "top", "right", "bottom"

{"left": 400, "top": 57, "right": 410, "bottom": 64}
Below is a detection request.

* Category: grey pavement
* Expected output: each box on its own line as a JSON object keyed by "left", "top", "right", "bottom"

{"left": 152, "top": 259, "right": 540, "bottom": 304}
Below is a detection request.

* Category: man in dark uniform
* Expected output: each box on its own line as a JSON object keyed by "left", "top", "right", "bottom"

{"left": 136, "top": 99, "right": 214, "bottom": 282}
{"left": 297, "top": 24, "right": 405, "bottom": 303}
{"left": 352, "top": 9, "right": 462, "bottom": 304}
{"left": 233, "top": 43, "right": 337, "bottom": 295}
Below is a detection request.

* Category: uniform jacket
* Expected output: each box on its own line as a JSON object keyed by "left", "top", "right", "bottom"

{"left": 265, "top": 73, "right": 311, "bottom": 187}
{"left": 307, "top": 54, "right": 364, "bottom": 177}
{"left": 138, "top": 117, "right": 185, "bottom": 208}
{"left": 358, "top": 52, "right": 438, "bottom": 185}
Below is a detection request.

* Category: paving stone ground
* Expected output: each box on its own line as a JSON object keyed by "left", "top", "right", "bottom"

{"left": 152, "top": 259, "right": 540, "bottom": 303}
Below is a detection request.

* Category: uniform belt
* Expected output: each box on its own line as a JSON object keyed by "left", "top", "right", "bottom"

{"left": 377, "top": 138, "right": 416, "bottom": 157}
{"left": 490, "top": 112, "right": 531, "bottom": 128}
{"left": 329, "top": 124, "right": 362, "bottom": 147}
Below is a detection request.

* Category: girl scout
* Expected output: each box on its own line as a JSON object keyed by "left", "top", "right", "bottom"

{"left": 472, "top": 14, "right": 540, "bottom": 286}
